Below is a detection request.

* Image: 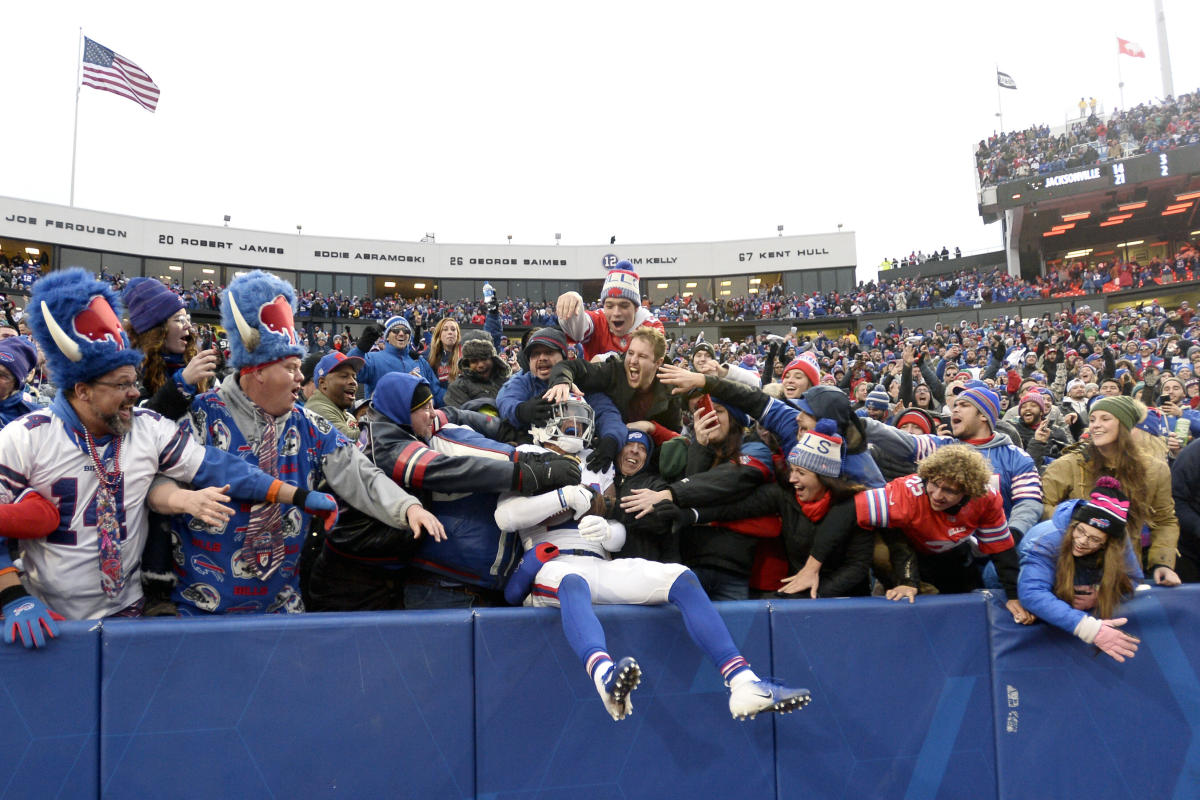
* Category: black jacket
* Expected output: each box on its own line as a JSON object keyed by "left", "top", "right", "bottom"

{"left": 611, "top": 468, "right": 680, "bottom": 563}
{"left": 549, "top": 357, "right": 683, "bottom": 432}
{"left": 1171, "top": 438, "right": 1200, "bottom": 562}
{"left": 697, "top": 483, "right": 872, "bottom": 597}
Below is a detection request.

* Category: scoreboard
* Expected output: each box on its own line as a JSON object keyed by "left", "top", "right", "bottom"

{"left": 983, "top": 144, "right": 1200, "bottom": 211}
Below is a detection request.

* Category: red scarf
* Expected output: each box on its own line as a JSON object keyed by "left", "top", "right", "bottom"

{"left": 797, "top": 487, "right": 832, "bottom": 522}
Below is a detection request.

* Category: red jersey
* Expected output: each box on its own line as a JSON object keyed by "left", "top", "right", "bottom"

{"left": 855, "top": 475, "right": 1012, "bottom": 555}
{"left": 562, "top": 307, "right": 665, "bottom": 361}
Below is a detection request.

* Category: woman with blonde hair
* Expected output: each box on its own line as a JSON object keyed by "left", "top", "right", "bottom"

{"left": 427, "top": 317, "right": 462, "bottom": 392}
{"left": 1018, "top": 476, "right": 1142, "bottom": 662}
{"left": 1042, "top": 395, "right": 1181, "bottom": 586}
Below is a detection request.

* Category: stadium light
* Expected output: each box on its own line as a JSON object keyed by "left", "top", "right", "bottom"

{"left": 202, "top": 268, "right": 215, "bottom": 274}
{"left": 223, "top": 215, "right": 231, "bottom": 227}
{"left": 1164, "top": 202, "right": 1193, "bottom": 212}
{"left": 555, "top": 233, "right": 561, "bottom": 245}
{"left": 1050, "top": 223, "right": 1075, "bottom": 232}
{"left": 1117, "top": 201, "right": 1147, "bottom": 211}
{"left": 1042, "top": 230, "right": 1066, "bottom": 237}
{"left": 383, "top": 281, "right": 396, "bottom": 288}
{"left": 1104, "top": 213, "right": 1133, "bottom": 222}
{"left": 296, "top": 225, "right": 302, "bottom": 235}
{"left": 24, "top": 247, "right": 38, "bottom": 255}
{"left": 655, "top": 283, "right": 668, "bottom": 289}
{"left": 1099, "top": 220, "right": 1126, "bottom": 227}
{"left": 1174, "top": 191, "right": 1200, "bottom": 202}
{"left": 1060, "top": 211, "right": 1091, "bottom": 222}
{"left": 1064, "top": 249, "right": 1093, "bottom": 258}
{"left": 1162, "top": 207, "right": 1189, "bottom": 216}
{"left": 414, "top": 283, "right": 426, "bottom": 290}
{"left": 685, "top": 282, "right": 697, "bottom": 288}
{"left": 168, "top": 265, "right": 181, "bottom": 271}
{"left": 1118, "top": 240, "right": 1144, "bottom": 247}
{"left": 507, "top": 234, "right": 512, "bottom": 244}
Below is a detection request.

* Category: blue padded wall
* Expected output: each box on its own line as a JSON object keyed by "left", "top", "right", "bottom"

{"left": 3, "top": 587, "right": 1200, "bottom": 799}
{"left": 0, "top": 620, "right": 98, "bottom": 800}
{"left": 772, "top": 594, "right": 996, "bottom": 800}
{"left": 990, "top": 587, "right": 1200, "bottom": 800}
{"left": 99, "top": 611, "right": 474, "bottom": 800}
{"left": 473, "top": 603, "right": 776, "bottom": 800}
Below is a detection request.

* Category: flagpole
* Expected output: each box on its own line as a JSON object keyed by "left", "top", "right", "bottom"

{"left": 1116, "top": 37, "right": 1125, "bottom": 110}
{"left": 69, "top": 28, "right": 82, "bottom": 207}
{"left": 995, "top": 65, "right": 1004, "bottom": 133}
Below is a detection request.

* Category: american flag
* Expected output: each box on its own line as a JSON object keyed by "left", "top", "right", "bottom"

{"left": 81, "top": 37, "right": 160, "bottom": 112}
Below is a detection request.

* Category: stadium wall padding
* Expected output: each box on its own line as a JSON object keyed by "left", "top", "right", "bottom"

{"left": 3, "top": 587, "right": 1199, "bottom": 800}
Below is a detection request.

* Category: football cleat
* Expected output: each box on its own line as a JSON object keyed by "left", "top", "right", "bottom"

{"left": 729, "top": 678, "right": 811, "bottom": 721}
{"left": 598, "top": 656, "right": 642, "bottom": 722}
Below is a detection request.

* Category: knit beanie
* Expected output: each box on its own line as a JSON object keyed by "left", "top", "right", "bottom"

{"left": 459, "top": 334, "right": 497, "bottom": 364}
{"left": 787, "top": 418, "right": 844, "bottom": 478}
{"left": 957, "top": 386, "right": 1000, "bottom": 430}
{"left": 384, "top": 315, "right": 413, "bottom": 337}
{"left": 895, "top": 408, "right": 934, "bottom": 434}
{"left": 782, "top": 353, "right": 820, "bottom": 387}
{"left": 1090, "top": 395, "right": 1142, "bottom": 431}
{"left": 1018, "top": 390, "right": 1048, "bottom": 415}
{"left": 123, "top": 277, "right": 185, "bottom": 334}
{"left": 1069, "top": 476, "right": 1129, "bottom": 540}
{"left": 866, "top": 387, "right": 891, "bottom": 411}
{"left": 0, "top": 337, "right": 36, "bottom": 389}
{"left": 600, "top": 261, "right": 640, "bottom": 305}
{"left": 624, "top": 429, "right": 654, "bottom": 459}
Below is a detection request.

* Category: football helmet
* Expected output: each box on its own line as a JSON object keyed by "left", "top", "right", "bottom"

{"left": 530, "top": 396, "right": 594, "bottom": 454}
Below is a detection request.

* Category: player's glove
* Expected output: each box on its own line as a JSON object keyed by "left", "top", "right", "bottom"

{"left": 294, "top": 489, "right": 340, "bottom": 532}
{"left": 503, "top": 542, "right": 559, "bottom": 606}
{"left": 513, "top": 454, "right": 581, "bottom": 494}
{"left": 1, "top": 585, "right": 64, "bottom": 649}
{"left": 577, "top": 515, "right": 610, "bottom": 543}
{"left": 515, "top": 398, "right": 554, "bottom": 427}
{"left": 586, "top": 437, "right": 620, "bottom": 473}
{"left": 555, "top": 485, "right": 596, "bottom": 519}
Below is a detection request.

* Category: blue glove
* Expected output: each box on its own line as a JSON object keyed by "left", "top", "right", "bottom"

{"left": 302, "top": 492, "right": 340, "bottom": 532}
{"left": 504, "top": 543, "right": 559, "bottom": 606}
{"left": 2, "top": 587, "right": 63, "bottom": 649}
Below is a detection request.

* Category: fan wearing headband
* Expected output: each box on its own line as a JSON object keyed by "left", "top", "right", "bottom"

{"left": 495, "top": 398, "right": 811, "bottom": 723}
{"left": 1018, "top": 477, "right": 1143, "bottom": 662}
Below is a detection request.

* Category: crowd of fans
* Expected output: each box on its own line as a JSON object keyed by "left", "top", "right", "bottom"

{"left": 976, "top": 87, "right": 1200, "bottom": 187}
{"left": 0, "top": 259, "right": 1196, "bottom": 700}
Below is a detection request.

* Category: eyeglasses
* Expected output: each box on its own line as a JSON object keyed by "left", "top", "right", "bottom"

{"left": 92, "top": 379, "right": 139, "bottom": 393}
{"left": 1072, "top": 528, "right": 1107, "bottom": 547}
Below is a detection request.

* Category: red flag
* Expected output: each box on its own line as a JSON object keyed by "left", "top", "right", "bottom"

{"left": 1117, "top": 37, "right": 1146, "bottom": 58}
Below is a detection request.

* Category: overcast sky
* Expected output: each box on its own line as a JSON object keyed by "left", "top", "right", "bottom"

{"left": 3, "top": 1, "right": 1199, "bottom": 283}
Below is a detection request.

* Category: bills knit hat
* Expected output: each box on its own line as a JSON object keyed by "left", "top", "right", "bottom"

{"left": 600, "top": 261, "right": 641, "bottom": 305}
{"left": 0, "top": 337, "right": 36, "bottom": 389}
{"left": 1069, "top": 476, "right": 1129, "bottom": 540}
{"left": 958, "top": 386, "right": 1000, "bottom": 431}
{"left": 896, "top": 408, "right": 935, "bottom": 434}
{"left": 782, "top": 353, "right": 820, "bottom": 387}
{"left": 787, "top": 418, "right": 844, "bottom": 478}
{"left": 624, "top": 429, "right": 654, "bottom": 459}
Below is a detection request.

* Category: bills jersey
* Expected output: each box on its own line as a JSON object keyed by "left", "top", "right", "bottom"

{"left": 856, "top": 475, "right": 1012, "bottom": 555}
{"left": 503, "top": 444, "right": 615, "bottom": 556}
{"left": 0, "top": 407, "right": 206, "bottom": 619}
{"left": 562, "top": 308, "right": 665, "bottom": 361}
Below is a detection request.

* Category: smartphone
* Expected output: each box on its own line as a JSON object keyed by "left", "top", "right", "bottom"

{"left": 695, "top": 394, "right": 715, "bottom": 417}
{"left": 1160, "top": 395, "right": 1171, "bottom": 407}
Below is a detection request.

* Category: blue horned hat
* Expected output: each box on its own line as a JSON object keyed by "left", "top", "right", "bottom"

{"left": 29, "top": 268, "right": 144, "bottom": 389}
{"left": 221, "top": 270, "right": 304, "bottom": 370}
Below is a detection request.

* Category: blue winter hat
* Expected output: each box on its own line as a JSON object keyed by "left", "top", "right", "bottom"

{"left": 384, "top": 315, "right": 413, "bottom": 337}
{"left": 221, "top": 270, "right": 304, "bottom": 371}
{"left": 373, "top": 372, "right": 430, "bottom": 427}
{"left": 624, "top": 429, "right": 654, "bottom": 459}
{"left": 123, "top": 277, "right": 185, "bottom": 334}
{"left": 711, "top": 396, "right": 750, "bottom": 428}
{"left": 957, "top": 386, "right": 1001, "bottom": 430}
{"left": 866, "top": 387, "right": 891, "bottom": 411}
{"left": 29, "top": 268, "right": 144, "bottom": 389}
{"left": 0, "top": 337, "right": 36, "bottom": 388}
